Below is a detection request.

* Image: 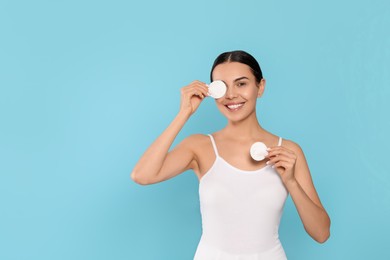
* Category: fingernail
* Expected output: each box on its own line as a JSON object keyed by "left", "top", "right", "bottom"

{"left": 266, "top": 148, "right": 271, "bottom": 151}
{"left": 266, "top": 161, "right": 270, "bottom": 165}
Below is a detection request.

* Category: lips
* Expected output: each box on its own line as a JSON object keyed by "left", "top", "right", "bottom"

{"left": 225, "top": 102, "right": 245, "bottom": 111}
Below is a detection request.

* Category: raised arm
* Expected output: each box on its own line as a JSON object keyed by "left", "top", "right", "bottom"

{"left": 131, "top": 80, "right": 209, "bottom": 185}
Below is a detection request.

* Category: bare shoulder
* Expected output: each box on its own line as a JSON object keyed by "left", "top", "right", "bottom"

{"left": 183, "top": 133, "right": 210, "bottom": 141}
{"left": 280, "top": 138, "right": 307, "bottom": 173}
{"left": 180, "top": 133, "right": 211, "bottom": 150}
{"left": 179, "top": 133, "right": 212, "bottom": 162}
{"left": 281, "top": 138, "right": 304, "bottom": 155}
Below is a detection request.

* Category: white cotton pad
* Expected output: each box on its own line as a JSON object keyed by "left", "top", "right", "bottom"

{"left": 250, "top": 142, "right": 269, "bottom": 161}
{"left": 207, "top": 80, "right": 227, "bottom": 99}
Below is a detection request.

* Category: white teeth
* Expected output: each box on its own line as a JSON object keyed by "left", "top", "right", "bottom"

{"left": 227, "top": 103, "right": 244, "bottom": 109}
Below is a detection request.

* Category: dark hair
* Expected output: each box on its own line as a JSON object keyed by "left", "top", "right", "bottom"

{"left": 210, "top": 50, "right": 263, "bottom": 83}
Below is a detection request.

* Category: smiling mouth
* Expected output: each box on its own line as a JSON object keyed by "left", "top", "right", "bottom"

{"left": 225, "top": 102, "right": 245, "bottom": 111}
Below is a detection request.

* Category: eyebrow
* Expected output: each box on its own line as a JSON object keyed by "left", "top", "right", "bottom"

{"left": 233, "top": 76, "right": 249, "bottom": 82}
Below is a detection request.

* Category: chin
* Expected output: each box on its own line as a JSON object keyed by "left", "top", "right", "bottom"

{"left": 221, "top": 111, "right": 254, "bottom": 123}
{"left": 218, "top": 104, "right": 256, "bottom": 122}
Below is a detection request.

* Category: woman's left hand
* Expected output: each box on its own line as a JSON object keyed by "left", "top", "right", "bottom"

{"left": 266, "top": 146, "right": 297, "bottom": 186}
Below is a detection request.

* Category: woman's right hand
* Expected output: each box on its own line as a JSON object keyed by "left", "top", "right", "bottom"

{"left": 179, "top": 80, "right": 209, "bottom": 116}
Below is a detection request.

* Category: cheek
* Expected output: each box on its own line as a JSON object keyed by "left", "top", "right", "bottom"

{"left": 215, "top": 100, "right": 225, "bottom": 108}
{"left": 241, "top": 88, "right": 258, "bottom": 99}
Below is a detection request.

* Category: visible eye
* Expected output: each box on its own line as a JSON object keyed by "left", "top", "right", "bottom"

{"left": 237, "top": 82, "right": 247, "bottom": 87}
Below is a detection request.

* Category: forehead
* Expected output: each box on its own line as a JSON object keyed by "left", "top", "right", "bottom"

{"left": 212, "top": 62, "right": 253, "bottom": 81}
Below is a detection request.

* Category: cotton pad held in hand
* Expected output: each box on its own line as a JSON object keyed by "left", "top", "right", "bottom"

{"left": 208, "top": 80, "right": 226, "bottom": 99}
{"left": 250, "top": 142, "right": 269, "bottom": 161}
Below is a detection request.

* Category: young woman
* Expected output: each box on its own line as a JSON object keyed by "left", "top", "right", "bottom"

{"left": 131, "top": 50, "right": 331, "bottom": 259}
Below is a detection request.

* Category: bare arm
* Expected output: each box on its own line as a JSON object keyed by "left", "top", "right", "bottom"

{"left": 131, "top": 80, "right": 209, "bottom": 185}
{"left": 266, "top": 140, "right": 331, "bottom": 243}
{"left": 285, "top": 142, "right": 331, "bottom": 243}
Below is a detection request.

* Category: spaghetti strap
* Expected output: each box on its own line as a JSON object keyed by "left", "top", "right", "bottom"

{"left": 278, "top": 137, "right": 283, "bottom": 146}
{"left": 208, "top": 134, "right": 219, "bottom": 157}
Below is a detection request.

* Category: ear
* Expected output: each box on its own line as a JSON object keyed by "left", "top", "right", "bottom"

{"left": 257, "top": 78, "right": 266, "bottom": 98}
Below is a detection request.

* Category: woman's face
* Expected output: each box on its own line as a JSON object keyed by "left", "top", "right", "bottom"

{"left": 211, "top": 62, "right": 265, "bottom": 122}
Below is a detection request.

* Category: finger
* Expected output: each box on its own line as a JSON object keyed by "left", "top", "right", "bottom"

{"left": 268, "top": 146, "right": 291, "bottom": 153}
{"left": 187, "top": 81, "right": 209, "bottom": 90}
{"left": 193, "top": 88, "right": 208, "bottom": 99}
{"left": 266, "top": 154, "right": 293, "bottom": 165}
{"left": 272, "top": 160, "right": 293, "bottom": 168}
{"left": 192, "top": 89, "right": 206, "bottom": 100}
{"left": 182, "top": 83, "right": 209, "bottom": 99}
{"left": 272, "top": 161, "right": 285, "bottom": 169}
{"left": 189, "top": 80, "right": 207, "bottom": 88}
{"left": 267, "top": 146, "right": 295, "bottom": 157}
{"left": 184, "top": 86, "right": 205, "bottom": 97}
{"left": 273, "top": 160, "right": 295, "bottom": 170}
{"left": 185, "top": 84, "right": 208, "bottom": 96}
{"left": 267, "top": 150, "right": 292, "bottom": 159}
{"left": 279, "top": 146, "right": 295, "bottom": 155}
{"left": 194, "top": 83, "right": 209, "bottom": 96}
{"left": 182, "top": 91, "right": 202, "bottom": 103}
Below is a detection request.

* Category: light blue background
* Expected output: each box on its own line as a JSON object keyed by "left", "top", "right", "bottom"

{"left": 1, "top": 0, "right": 389, "bottom": 259}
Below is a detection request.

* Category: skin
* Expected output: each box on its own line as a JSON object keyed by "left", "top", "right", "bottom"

{"left": 131, "top": 61, "right": 331, "bottom": 243}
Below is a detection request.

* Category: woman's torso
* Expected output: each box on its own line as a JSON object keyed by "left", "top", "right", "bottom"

{"left": 193, "top": 133, "right": 289, "bottom": 259}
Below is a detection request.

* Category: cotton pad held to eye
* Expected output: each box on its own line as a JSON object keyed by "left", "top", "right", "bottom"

{"left": 208, "top": 80, "right": 227, "bottom": 99}
{"left": 250, "top": 142, "right": 269, "bottom": 161}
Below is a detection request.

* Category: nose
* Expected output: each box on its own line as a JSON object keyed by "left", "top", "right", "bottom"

{"left": 225, "top": 85, "right": 237, "bottom": 99}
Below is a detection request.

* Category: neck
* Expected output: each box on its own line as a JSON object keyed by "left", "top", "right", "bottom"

{"left": 223, "top": 112, "right": 266, "bottom": 140}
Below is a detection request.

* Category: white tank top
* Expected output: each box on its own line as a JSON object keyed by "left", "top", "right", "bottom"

{"left": 194, "top": 134, "right": 289, "bottom": 260}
